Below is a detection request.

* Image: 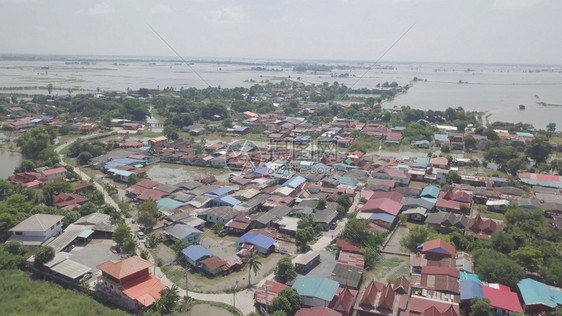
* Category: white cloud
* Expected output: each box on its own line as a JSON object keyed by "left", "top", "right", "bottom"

{"left": 88, "top": 2, "right": 115, "bottom": 16}
{"left": 207, "top": 7, "right": 245, "bottom": 23}
{"left": 270, "top": 16, "right": 288, "bottom": 24}
{"left": 150, "top": 4, "right": 172, "bottom": 15}
{"left": 492, "top": 0, "right": 545, "bottom": 10}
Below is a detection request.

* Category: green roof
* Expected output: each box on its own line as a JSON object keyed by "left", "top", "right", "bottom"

{"left": 292, "top": 276, "right": 339, "bottom": 302}
{"left": 516, "top": 132, "right": 534, "bottom": 138}
{"left": 518, "top": 278, "right": 562, "bottom": 308}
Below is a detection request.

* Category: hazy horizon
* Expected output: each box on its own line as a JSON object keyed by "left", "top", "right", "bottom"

{"left": 2, "top": 1, "right": 562, "bottom": 66}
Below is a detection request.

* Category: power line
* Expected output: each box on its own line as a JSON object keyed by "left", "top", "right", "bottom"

{"left": 147, "top": 23, "right": 212, "bottom": 88}
{"left": 351, "top": 23, "right": 416, "bottom": 89}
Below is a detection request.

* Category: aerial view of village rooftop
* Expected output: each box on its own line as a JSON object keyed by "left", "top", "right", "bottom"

{"left": 1, "top": 1, "right": 562, "bottom": 316}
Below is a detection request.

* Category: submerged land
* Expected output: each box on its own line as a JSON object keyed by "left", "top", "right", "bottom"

{"left": 0, "top": 69, "right": 561, "bottom": 316}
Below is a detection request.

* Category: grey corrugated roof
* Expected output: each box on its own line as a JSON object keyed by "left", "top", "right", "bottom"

{"left": 9, "top": 214, "right": 64, "bottom": 232}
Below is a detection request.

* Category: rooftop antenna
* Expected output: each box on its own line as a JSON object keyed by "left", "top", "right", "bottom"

{"left": 147, "top": 23, "right": 212, "bottom": 88}
{"left": 351, "top": 23, "right": 415, "bottom": 89}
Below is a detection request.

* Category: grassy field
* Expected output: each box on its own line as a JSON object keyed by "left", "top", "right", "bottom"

{"left": 0, "top": 269, "right": 128, "bottom": 316}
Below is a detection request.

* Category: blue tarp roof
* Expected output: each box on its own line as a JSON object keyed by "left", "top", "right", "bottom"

{"left": 236, "top": 233, "right": 275, "bottom": 249}
{"left": 206, "top": 186, "right": 234, "bottom": 197}
{"left": 282, "top": 176, "right": 307, "bottom": 188}
{"left": 369, "top": 213, "right": 396, "bottom": 223}
{"left": 460, "top": 280, "right": 484, "bottom": 301}
{"left": 216, "top": 195, "right": 241, "bottom": 206}
{"left": 250, "top": 166, "right": 270, "bottom": 176}
{"left": 181, "top": 245, "right": 212, "bottom": 262}
{"left": 518, "top": 278, "right": 562, "bottom": 308}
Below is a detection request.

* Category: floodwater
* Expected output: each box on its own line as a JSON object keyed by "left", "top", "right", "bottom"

{"left": 186, "top": 304, "right": 235, "bottom": 316}
{"left": 1, "top": 59, "right": 561, "bottom": 128}
{"left": 0, "top": 150, "right": 22, "bottom": 179}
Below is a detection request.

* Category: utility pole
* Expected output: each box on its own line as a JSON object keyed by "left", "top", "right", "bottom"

{"left": 265, "top": 281, "right": 269, "bottom": 316}
{"left": 233, "top": 280, "right": 239, "bottom": 310}
{"left": 185, "top": 262, "right": 189, "bottom": 298}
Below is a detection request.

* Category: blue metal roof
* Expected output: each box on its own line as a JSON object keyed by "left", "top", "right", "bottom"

{"left": 104, "top": 157, "right": 143, "bottom": 170}
{"left": 107, "top": 168, "right": 134, "bottom": 177}
{"left": 369, "top": 213, "right": 396, "bottom": 223}
{"left": 434, "top": 134, "right": 449, "bottom": 141}
{"left": 236, "top": 233, "right": 275, "bottom": 249}
{"left": 206, "top": 186, "right": 234, "bottom": 197}
{"left": 181, "top": 245, "right": 212, "bottom": 262}
{"left": 157, "top": 198, "right": 186, "bottom": 214}
{"left": 282, "top": 175, "right": 307, "bottom": 188}
{"left": 421, "top": 185, "right": 440, "bottom": 199}
{"left": 413, "top": 156, "right": 430, "bottom": 168}
{"left": 338, "top": 176, "right": 358, "bottom": 186}
{"left": 216, "top": 195, "right": 241, "bottom": 206}
{"left": 292, "top": 276, "right": 339, "bottom": 302}
{"left": 518, "top": 278, "right": 562, "bottom": 308}
{"left": 460, "top": 280, "right": 484, "bottom": 301}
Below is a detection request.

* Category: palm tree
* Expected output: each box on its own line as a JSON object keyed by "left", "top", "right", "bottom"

{"left": 155, "top": 285, "right": 180, "bottom": 315}
{"left": 243, "top": 249, "right": 262, "bottom": 287}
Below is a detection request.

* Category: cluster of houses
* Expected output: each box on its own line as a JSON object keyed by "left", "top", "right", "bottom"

{"left": 255, "top": 237, "right": 562, "bottom": 316}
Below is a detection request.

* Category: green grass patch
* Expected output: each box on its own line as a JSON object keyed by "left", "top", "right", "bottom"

{"left": 0, "top": 269, "right": 128, "bottom": 316}
{"left": 192, "top": 300, "right": 242, "bottom": 316}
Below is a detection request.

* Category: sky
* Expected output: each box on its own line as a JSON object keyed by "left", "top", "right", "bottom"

{"left": 1, "top": 0, "right": 561, "bottom": 65}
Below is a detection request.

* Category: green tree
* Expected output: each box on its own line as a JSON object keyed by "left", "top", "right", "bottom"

{"left": 146, "top": 233, "right": 160, "bottom": 249}
{"left": 137, "top": 199, "right": 159, "bottom": 230}
{"left": 401, "top": 225, "right": 432, "bottom": 251}
{"left": 154, "top": 285, "right": 180, "bottom": 314}
{"left": 484, "top": 147, "right": 519, "bottom": 165}
{"left": 364, "top": 246, "right": 378, "bottom": 270}
{"left": 546, "top": 122, "right": 556, "bottom": 133}
{"left": 77, "top": 152, "right": 93, "bottom": 166}
{"left": 272, "top": 311, "right": 288, "bottom": 316}
{"left": 505, "top": 158, "right": 527, "bottom": 176}
{"left": 34, "top": 246, "right": 55, "bottom": 268}
{"left": 446, "top": 170, "right": 461, "bottom": 184}
{"left": 295, "top": 228, "right": 313, "bottom": 250}
{"left": 16, "top": 127, "right": 53, "bottom": 159}
{"left": 47, "top": 83, "right": 53, "bottom": 95}
{"left": 337, "top": 194, "right": 352, "bottom": 210}
{"left": 510, "top": 246, "right": 543, "bottom": 272}
{"left": 491, "top": 231, "right": 516, "bottom": 254}
{"left": 127, "top": 174, "right": 139, "bottom": 186}
{"left": 274, "top": 256, "right": 297, "bottom": 283}
{"left": 211, "top": 222, "right": 224, "bottom": 235}
{"left": 342, "top": 218, "right": 386, "bottom": 248}
{"left": 316, "top": 198, "right": 326, "bottom": 210}
{"left": 525, "top": 136, "right": 553, "bottom": 164}
{"left": 243, "top": 249, "right": 262, "bottom": 287}
{"left": 472, "top": 248, "right": 525, "bottom": 288}
{"left": 271, "top": 288, "right": 301, "bottom": 316}
{"left": 113, "top": 224, "right": 132, "bottom": 246}
{"left": 162, "top": 125, "right": 179, "bottom": 141}
{"left": 470, "top": 297, "right": 492, "bottom": 316}
{"left": 542, "top": 259, "right": 562, "bottom": 287}
{"left": 464, "top": 135, "right": 476, "bottom": 150}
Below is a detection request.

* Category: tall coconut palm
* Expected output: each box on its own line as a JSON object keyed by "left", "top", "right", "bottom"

{"left": 155, "top": 285, "right": 180, "bottom": 315}
{"left": 243, "top": 249, "right": 262, "bottom": 287}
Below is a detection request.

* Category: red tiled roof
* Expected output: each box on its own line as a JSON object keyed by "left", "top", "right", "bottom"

{"left": 409, "top": 296, "right": 459, "bottom": 316}
{"left": 436, "top": 198, "right": 462, "bottom": 211}
{"left": 121, "top": 275, "right": 167, "bottom": 307}
{"left": 295, "top": 307, "right": 342, "bottom": 316}
{"left": 255, "top": 280, "right": 287, "bottom": 306}
{"left": 361, "top": 198, "right": 402, "bottom": 216}
{"left": 329, "top": 287, "right": 358, "bottom": 315}
{"left": 200, "top": 256, "right": 226, "bottom": 271}
{"left": 371, "top": 191, "right": 404, "bottom": 203}
{"left": 136, "top": 180, "right": 162, "bottom": 189}
{"left": 335, "top": 239, "right": 365, "bottom": 254}
{"left": 422, "top": 238, "right": 456, "bottom": 256}
{"left": 337, "top": 251, "right": 365, "bottom": 269}
{"left": 421, "top": 266, "right": 460, "bottom": 278}
{"left": 41, "top": 167, "right": 67, "bottom": 176}
{"left": 481, "top": 284, "right": 523, "bottom": 313}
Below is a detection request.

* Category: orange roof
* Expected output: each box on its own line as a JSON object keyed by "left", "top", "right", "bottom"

{"left": 97, "top": 256, "right": 153, "bottom": 280}
{"left": 121, "top": 275, "right": 167, "bottom": 307}
{"left": 41, "top": 167, "right": 67, "bottom": 176}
